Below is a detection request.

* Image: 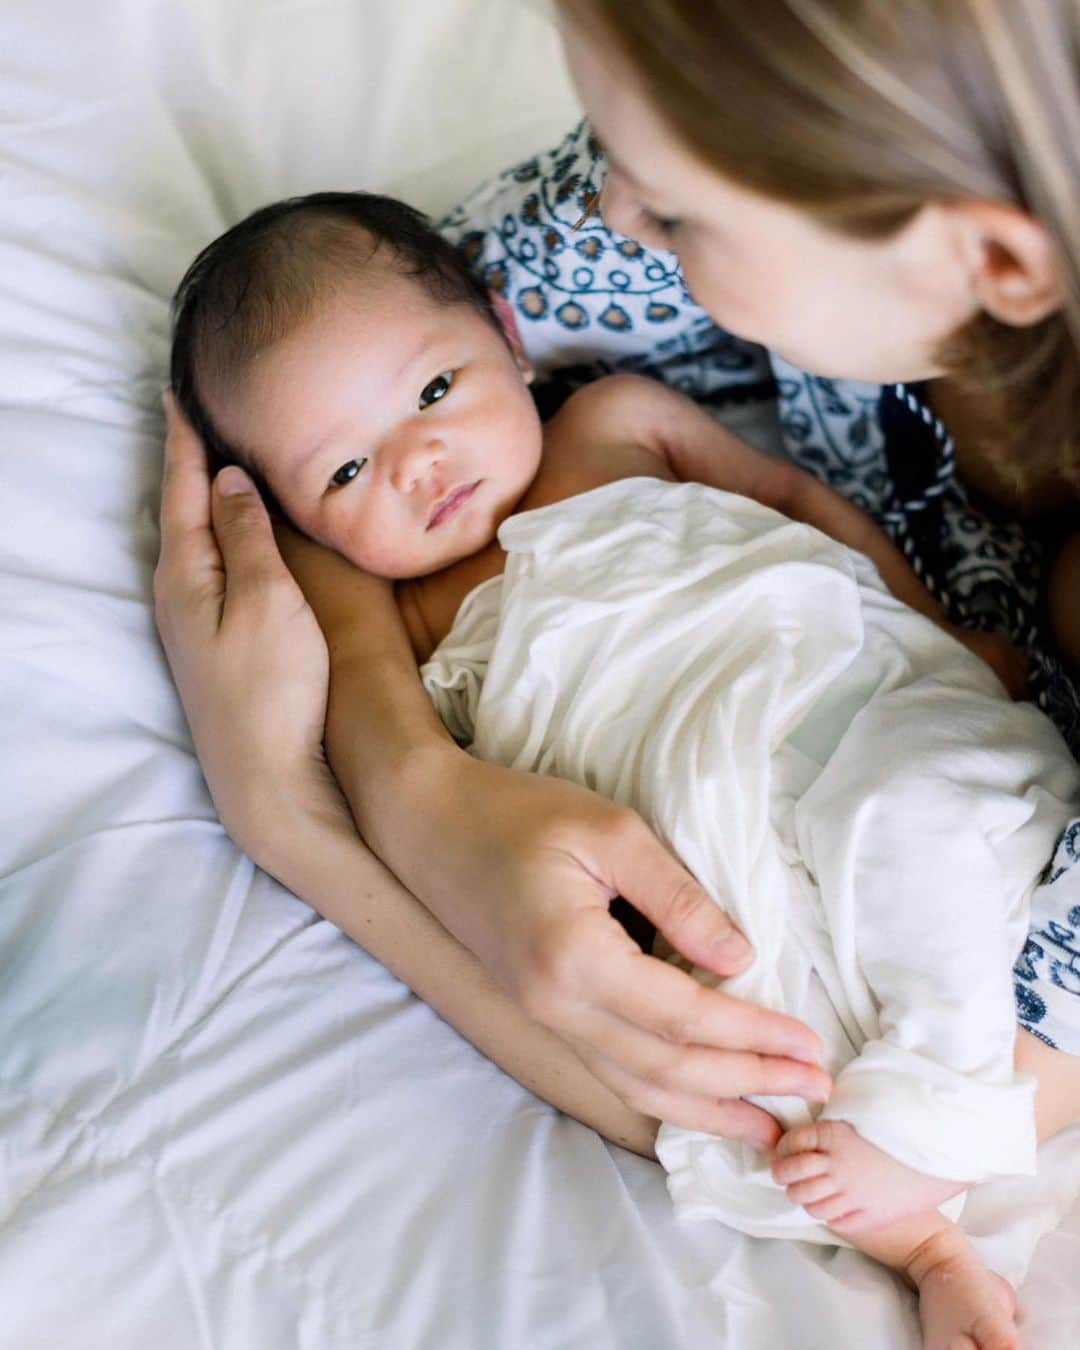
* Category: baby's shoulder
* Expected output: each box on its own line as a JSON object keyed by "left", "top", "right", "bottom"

{"left": 550, "top": 373, "right": 680, "bottom": 440}
{"left": 536, "top": 375, "right": 678, "bottom": 497}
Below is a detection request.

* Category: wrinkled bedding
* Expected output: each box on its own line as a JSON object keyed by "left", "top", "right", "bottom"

{"left": 2, "top": 2, "right": 1078, "bottom": 1347}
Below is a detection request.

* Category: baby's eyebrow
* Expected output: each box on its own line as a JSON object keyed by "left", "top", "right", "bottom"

{"left": 391, "top": 335, "right": 436, "bottom": 386}
{"left": 295, "top": 421, "right": 351, "bottom": 474}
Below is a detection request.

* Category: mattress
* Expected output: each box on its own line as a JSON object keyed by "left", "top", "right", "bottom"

{"left": 1, "top": 3, "right": 1077, "bottom": 1347}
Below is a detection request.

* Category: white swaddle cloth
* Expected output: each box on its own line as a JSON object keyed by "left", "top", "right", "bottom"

{"left": 421, "top": 477, "right": 1080, "bottom": 1244}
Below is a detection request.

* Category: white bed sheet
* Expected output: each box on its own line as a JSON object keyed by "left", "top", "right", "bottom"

{"left": 1, "top": 3, "right": 1077, "bottom": 1347}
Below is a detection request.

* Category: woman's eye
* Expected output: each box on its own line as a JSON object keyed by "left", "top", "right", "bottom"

{"left": 419, "top": 371, "right": 454, "bottom": 409}
{"left": 329, "top": 458, "right": 366, "bottom": 488}
{"left": 639, "top": 206, "right": 682, "bottom": 241}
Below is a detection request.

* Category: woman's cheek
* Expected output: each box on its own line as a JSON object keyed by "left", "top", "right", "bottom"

{"left": 682, "top": 261, "right": 764, "bottom": 339}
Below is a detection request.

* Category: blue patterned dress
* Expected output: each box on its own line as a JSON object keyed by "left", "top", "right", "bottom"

{"left": 439, "top": 120, "right": 1080, "bottom": 1053}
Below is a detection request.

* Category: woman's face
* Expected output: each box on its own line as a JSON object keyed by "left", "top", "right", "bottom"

{"left": 559, "top": 19, "right": 981, "bottom": 384}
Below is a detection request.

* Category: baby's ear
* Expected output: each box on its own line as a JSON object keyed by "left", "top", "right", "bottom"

{"left": 489, "top": 291, "right": 534, "bottom": 382}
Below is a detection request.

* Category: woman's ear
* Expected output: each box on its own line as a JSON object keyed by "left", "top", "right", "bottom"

{"left": 949, "top": 200, "right": 1064, "bottom": 327}
{"left": 490, "top": 291, "right": 535, "bottom": 381}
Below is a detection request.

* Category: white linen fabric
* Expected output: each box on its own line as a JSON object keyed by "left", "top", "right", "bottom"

{"left": 422, "top": 478, "right": 1079, "bottom": 1242}
{"left": 4, "top": 2, "right": 1080, "bottom": 1346}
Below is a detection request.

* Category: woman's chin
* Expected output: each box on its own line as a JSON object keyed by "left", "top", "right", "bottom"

{"left": 770, "top": 341, "right": 942, "bottom": 386}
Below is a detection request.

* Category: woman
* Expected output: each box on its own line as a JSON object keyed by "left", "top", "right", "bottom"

{"left": 156, "top": 0, "right": 1080, "bottom": 1156}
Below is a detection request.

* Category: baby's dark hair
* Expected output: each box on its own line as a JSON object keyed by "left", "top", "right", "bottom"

{"left": 169, "top": 190, "right": 498, "bottom": 505}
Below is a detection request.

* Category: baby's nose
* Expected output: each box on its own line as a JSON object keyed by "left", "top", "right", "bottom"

{"left": 389, "top": 434, "right": 444, "bottom": 492}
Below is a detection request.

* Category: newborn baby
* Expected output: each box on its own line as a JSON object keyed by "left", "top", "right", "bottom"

{"left": 171, "top": 189, "right": 1079, "bottom": 1350}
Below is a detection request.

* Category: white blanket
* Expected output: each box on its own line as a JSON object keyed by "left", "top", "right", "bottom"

{"left": 422, "top": 477, "right": 1080, "bottom": 1245}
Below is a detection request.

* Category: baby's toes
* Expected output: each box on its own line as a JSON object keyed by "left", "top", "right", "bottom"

{"left": 774, "top": 1123, "right": 824, "bottom": 1159}
{"left": 785, "top": 1175, "right": 841, "bottom": 1209}
{"left": 826, "top": 1207, "right": 870, "bottom": 1236}
{"left": 777, "top": 1119, "right": 854, "bottom": 1161}
{"left": 771, "top": 1150, "right": 829, "bottom": 1187}
{"left": 802, "top": 1194, "right": 861, "bottom": 1225}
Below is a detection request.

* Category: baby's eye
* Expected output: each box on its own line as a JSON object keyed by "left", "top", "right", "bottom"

{"left": 419, "top": 371, "right": 454, "bottom": 409}
{"left": 329, "top": 458, "right": 366, "bottom": 488}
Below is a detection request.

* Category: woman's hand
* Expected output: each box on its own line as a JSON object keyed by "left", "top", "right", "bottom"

{"left": 373, "top": 744, "right": 832, "bottom": 1149}
{"left": 154, "top": 392, "right": 350, "bottom": 857}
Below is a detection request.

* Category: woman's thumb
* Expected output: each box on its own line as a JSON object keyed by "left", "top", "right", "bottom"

{"left": 211, "top": 466, "right": 282, "bottom": 586}
{"left": 217, "top": 465, "right": 257, "bottom": 499}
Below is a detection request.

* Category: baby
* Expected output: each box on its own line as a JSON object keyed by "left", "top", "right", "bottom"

{"left": 171, "top": 190, "right": 1077, "bottom": 1350}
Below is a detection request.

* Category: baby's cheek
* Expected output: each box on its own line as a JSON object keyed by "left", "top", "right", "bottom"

{"left": 326, "top": 515, "right": 410, "bottom": 580}
{"left": 356, "top": 535, "right": 419, "bottom": 580}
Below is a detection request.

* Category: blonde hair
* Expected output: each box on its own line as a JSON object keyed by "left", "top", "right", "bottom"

{"left": 560, "top": 0, "right": 1080, "bottom": 504}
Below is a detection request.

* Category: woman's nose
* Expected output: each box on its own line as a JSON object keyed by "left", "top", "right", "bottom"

{"left": 387, "top": 432, "right": 444, "bottom": 493}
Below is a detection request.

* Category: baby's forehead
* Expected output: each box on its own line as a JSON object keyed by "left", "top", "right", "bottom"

{"left": 239, "top": 270, "right": 464, "bottom": 415}
{"left": 310, "top": 252, "right": 454, "bottom": 326}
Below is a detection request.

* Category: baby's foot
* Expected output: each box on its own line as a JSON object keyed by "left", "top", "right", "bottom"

{"left": 909, "top": 1228, "right": 1020, "bottom": 1350}
{"left": 771, "top": 1119, "right": 968, "bottom": 1233}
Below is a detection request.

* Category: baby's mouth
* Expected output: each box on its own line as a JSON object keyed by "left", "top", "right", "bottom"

{"left": 427, "top": 481, "right": 480, "bottom": 530}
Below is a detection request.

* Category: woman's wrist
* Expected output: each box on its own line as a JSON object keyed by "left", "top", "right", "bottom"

{"left": 342, "top": 726, "right": 468, "bottom": 865}
{"left": 324, "top": 650, "right": 463, "bottom": 836}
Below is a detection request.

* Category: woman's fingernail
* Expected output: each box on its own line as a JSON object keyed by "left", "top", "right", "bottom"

{"left": 713, "top": 928, "right": 752, "bottom": 960}
{"left": 217, "top": 466, "right": 254, "bottom": 496}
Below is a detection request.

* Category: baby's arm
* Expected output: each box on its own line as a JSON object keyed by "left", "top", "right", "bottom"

{"left": 571, "top": 375, "right": 1024, "bottom": 691}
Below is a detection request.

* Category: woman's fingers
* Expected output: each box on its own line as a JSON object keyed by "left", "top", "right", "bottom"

{"left": 597, "top": 812, "right": 757, "bottom": 978}
{"left": 593, "top": 1053, "right": 785, "bottom": 1149}
{"left": 574, "top": 832, "right": 825, "bottom": 1067}
{"left": 565, "top": 979, "right": 830, "bottom": 1104}
{"left": 608, "top": 951, "right": 825, "bottom": 1067}
{"left": 521, "top": 905, "right": 830, "bottom": 1137}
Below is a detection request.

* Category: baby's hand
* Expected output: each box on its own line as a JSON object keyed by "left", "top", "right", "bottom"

{"left": 951, "top": 627, "right": 1028, "bottom": 700}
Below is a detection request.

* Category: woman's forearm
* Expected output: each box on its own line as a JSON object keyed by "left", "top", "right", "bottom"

{"left": 276, "top": 526, "right": 455, "bottom": 839}
{"left": 257, "top": 786, "right": 659, "bottom": 1159}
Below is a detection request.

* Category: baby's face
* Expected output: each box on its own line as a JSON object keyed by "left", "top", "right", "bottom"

{"left": 209, "top": 262, "right": 542, "bottom": 578}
